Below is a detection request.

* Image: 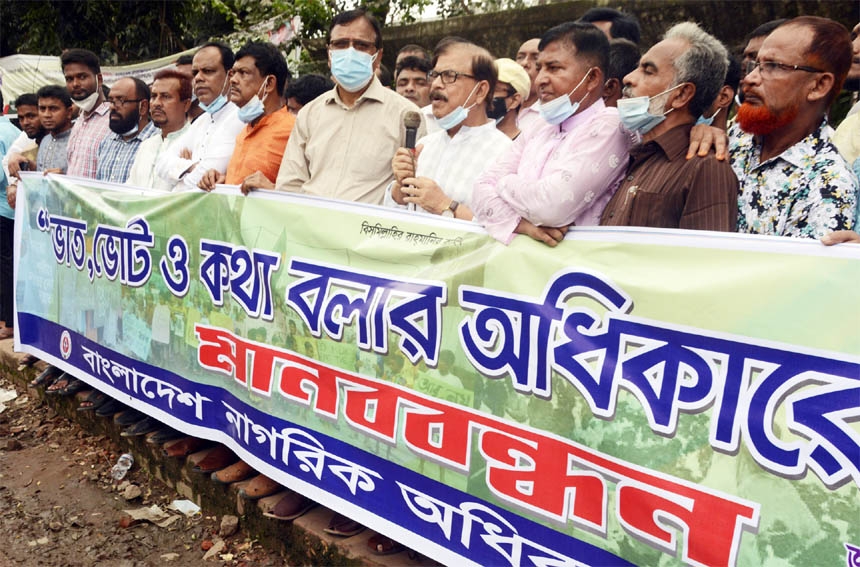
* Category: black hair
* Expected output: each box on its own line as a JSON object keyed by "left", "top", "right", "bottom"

{"left": 329, "top": 9, "right": 382, "bottom": 49}
{"left": 36, "top": 85, "right": 72, "bottom": 107}
{"left": 607, "top": 38, "right": 639, "bottom": 81}
{"left": 539, "top": 22, "right": 610, "bottom": 77}
{"left": 235, "top": 41, "right": 291, "bottom": 95}
{"left": 579, "top": 7, "right": 641, "bottom": 44}
{"left": 175, "top": 54, "right": 193, "bottom": 66}
{"left": 197, "top": 41, "right": 235, "bottom": 72}
{"left": 129, "top": 77, "right": 151, "bottom": 102}
{"left": 14, "top": 93, "right": 38, "bottom": 108}
{"left": 745, "top": 19, "right": 787, "bottom": 43}
{"left": 395, "top": 55, "right": 431, "bottom": 77}
{"left": 60, "top": 48, "right": 101, "bottom": 74}
{"left": 284, "top": 74, "right": 334, "bottom": 105}
{"left": 377, "top": 63, "right": 393, "bottom": 87}
{"left": 397, "top": 43, "right": 430, "bottom": 61}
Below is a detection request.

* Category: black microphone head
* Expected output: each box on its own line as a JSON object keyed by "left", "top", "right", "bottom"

{"left": 403, "top": 111, "right": 421, "bottom": 130}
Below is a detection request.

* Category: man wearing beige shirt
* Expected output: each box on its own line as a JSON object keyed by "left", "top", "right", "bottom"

{"left": 275, "top": 8, "right": 425, "bottom": 204}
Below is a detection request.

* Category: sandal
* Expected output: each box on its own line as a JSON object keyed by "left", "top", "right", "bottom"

{"left": 56, "top": 377, "right": 87, "bottom": 397}
{"left": 18, "top": 354, "right": 39, "bottom": 371}
{"left": 45, "top": 373, "right": 76, "bottom": 394}
{"left": 324, "top": 513, "right": 366, "bottom": 537}
{"left": 95, "top": 399, "right": 125, "bottom": 417}
{"left": 78, "top": 390, "right": 109, "bottom": 412}
{"left": 367, "top": 534, "right": 405, "bottom": 556}
{"left": 29, "top": 365, "right": 62, "bottom": 388}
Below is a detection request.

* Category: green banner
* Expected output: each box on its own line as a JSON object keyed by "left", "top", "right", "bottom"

{"left": 14, "top": 173, "right": 860, "bottom": 567}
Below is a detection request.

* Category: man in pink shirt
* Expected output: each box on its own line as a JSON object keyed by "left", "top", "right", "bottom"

{"left": 472, "top": 21, "right": 630, "bottom": 246}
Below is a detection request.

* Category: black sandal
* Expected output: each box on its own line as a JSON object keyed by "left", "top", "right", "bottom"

{"left": 30, "top": 366, "right": 63, "bottom": 388}
{"left": 78, "top": 390, "right": 109, "bottom": 412}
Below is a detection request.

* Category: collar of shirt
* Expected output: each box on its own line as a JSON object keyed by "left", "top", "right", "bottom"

{"left": 518, "top": 101, "right": 539, "bottom": 118}
{"left": 446, "top": 119, "right": 498, "bottom": 142}
{"left": 326, "top": 76, "right": 386, "bottom": 110}
{"left": 633, "top": 122, "right": 694, "bottom": 163}
{"left": 732, "top": 119, "right": 831, "bottom": 172}
{"left": 246, "top": 105, "right": 290, "bottom": 132}
{"left": 51, "top": 128, "right": 73, "bottom": 141}
{"left": 83, "top": 101, "right": 110, "bottom": 121}
{"left": 559, "top": 97, "right": 606, "bottom": 134}
{"left": 108, "top": 120, "right": 157, "bottom": 144}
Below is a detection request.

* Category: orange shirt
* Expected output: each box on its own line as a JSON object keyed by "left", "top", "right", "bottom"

{"left": 225, "top": 106, "right": 295, "bottom": 185}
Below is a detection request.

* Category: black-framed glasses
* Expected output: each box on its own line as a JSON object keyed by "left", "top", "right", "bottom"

{"left": 328, "top": 38, "right": 377, "bottom": 54}
{"left": 428, "top": 69, "right": 475, "bottom": 84}
{"left": 107, "top": 97, "right": 143, "bottom": 107}
{"left": 744, "top": 59, "right": 824, "bottom": 77}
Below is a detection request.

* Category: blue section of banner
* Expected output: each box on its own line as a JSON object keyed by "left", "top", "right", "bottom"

{"left": 20, "top": 311, "right": 631, "bottom": 567}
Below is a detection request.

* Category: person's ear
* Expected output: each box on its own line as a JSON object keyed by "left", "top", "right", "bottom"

{"left": 671, "top": 82, "right": 696, "bottom": 109}
{"left": 806, "top": 72, "right": 834, "bottom": 104}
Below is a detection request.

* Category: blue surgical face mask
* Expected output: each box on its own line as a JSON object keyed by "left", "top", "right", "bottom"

{"left": 538, "top": 69, "right": 592, "bottom": 126}
{"left": 435, "top": 82, "right": 480, "bottom": 131}
{"left": 198, "top": 76, "right": 230, "bottom": 115}
{"left": 330, "top": 47, "right": 378, "bottom": 93}
{"left": 617, "top": 83, "right": 683, "bottom": 134}
{"left": 237, "top": 77, "right": 270, "bottom": 123}
{"left": 696, "top": 106, "right": 721, "bottom": 126}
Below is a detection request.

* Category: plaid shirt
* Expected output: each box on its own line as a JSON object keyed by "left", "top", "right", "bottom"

{"left": 96, "top": 121, "right": 157, "bottom": 183}
{"left": 66, "top": 101, "right": 111, "bottom": 179}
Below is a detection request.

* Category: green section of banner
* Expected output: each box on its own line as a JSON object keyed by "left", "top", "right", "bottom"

{"left": 16, "top": 174, "right": 860, "bottom": 566}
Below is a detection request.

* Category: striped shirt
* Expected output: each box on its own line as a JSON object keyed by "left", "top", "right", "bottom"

{"left": 96, "top": 121, "right": 158, "bottom": 184}
{"left": 66, "top": 101, "right": 111, "bottom": 178}
{"left": 600, "top": 123, "right": 738, "bottom": 231}
{"left": 36, "top": 128, "right": 72, "bottom": 173}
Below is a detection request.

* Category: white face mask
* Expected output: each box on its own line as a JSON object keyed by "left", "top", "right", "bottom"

{"left": 72, "top": 91, "right": 100, "bottom": 113}
{"left": 537, "top": 69, "right": 592, "bottom": 126}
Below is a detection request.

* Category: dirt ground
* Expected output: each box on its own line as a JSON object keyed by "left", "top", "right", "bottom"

{"left": 0, "top": 374, "right": 286, "bottom": 567}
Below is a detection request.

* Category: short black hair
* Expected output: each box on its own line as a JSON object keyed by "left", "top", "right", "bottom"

{"left": 579, "top": 7, "right": 641, "bottom": 44}
{"left": 395, "top": 55, "right": 431, "bottom": 78}
{"left": 724, "top": 56, "right": 741, "bottom": 91}
{"left": 398, "top": 44, "right": 430, "bottom": 61}
{"left": 745, "top": 19, "right": 787, "bottom": 43}
{"left": 539, "top": 22, "right": 610, "bottom": 76}
{"left": 235, "top": 41, "right": 292, "bottom": 95}
{"left": 197, "top": 41, "right": 235, "bottom": 72}
{"left": 128, "top": 77, "right": 151, "bottom": 101}
{"left": 36, "top": 85, "right": 72, "bottom": 107}
{"left": 284, "top": 74, "right": 334, "bottom": 105}
{"left": 15, "top": 93, "right": 38, "bottom": 108}
{"left": 60, "top": 48, "right": 101, "bottom": 74}
{"left": 175, "top": 54, "right": 193, "bottom": 66}
{"left": 607, "top": 38, "right": 639, "bottom": 82}
{"left": 377, "top": 63, "right": 393, "bottom": 87}
{"left": 329, "top": 9, "right": 382, "bottom": 49}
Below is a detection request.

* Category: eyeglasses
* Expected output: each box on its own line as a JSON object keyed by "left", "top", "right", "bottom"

{"left": 744, "top": 59, "right": 824, "bottom": 77}
{"left": 427, "top": 69, "right": 475, "bottom": 85}
{"left": 107, "top": 97, "right": 143, "bottom": 107}
{"left": 328, "top": 38, "right": 377, "bottom": 54}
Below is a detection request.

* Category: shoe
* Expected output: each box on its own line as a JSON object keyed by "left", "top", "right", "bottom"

{"left": 0, "top": 327, "right": 13, "bottom": 339}
{"left": 192, "top": 445, "right": 237, "bottom": 473}
{"left": 146, "top": 428, "right": 185, "bottom": 445}
{"left": 95, "top": 399, "right": 125, "bottom": 417}
{"left": 121, "top": 417, "right": 161, "bottom": 437}
{"left": 163, "top": 436, "right": 207, "bottom": 458}
{"left": 211, "top": 460, "right": 255, "bottom": 484}
{"left": 367, "top": 534, "right": 405, "bottom": 555}
{"left": 261, "top": 490, "right": 316, "bottom": 521}
{"left": 324, "top": 512, "right": 366, "bottom": 537}
{"left": 78, "top": 391, "right": 109, "bottom": 412}
{"left": 114, "top": 409, "right": 145, "bottom": 426}
{"left": 239, "top": 475, "right": 282, "bottom": 500}
{"left": 30, "top": 365, "right": 63, "bottom": 388}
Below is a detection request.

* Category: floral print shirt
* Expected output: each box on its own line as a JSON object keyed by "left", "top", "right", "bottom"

{"left": 729, "top": 121, "right": 858, "bottom": 239}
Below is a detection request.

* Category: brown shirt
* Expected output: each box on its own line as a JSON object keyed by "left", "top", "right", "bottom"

{"left": 600, "top": 123, "right": 738, "bottom": 231}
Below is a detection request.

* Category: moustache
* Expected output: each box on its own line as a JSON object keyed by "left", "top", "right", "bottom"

{"left": 621, "top": 86, "right": 634, "bottom": 98}
{"left": 429, "top": 90, "right": 448, "bottom": 102}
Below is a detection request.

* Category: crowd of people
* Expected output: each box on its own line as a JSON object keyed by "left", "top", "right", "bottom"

{"left": 1, "top": 5, "right": 859, "bottom": 559}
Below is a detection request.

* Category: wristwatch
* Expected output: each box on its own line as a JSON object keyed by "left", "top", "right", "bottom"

{"left": 441, "top": 200, "right": 459, "bottom": 218}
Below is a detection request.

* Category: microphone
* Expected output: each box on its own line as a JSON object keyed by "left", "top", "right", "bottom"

{"left": 404, "top": 111, "right": 421, "bottom": 150}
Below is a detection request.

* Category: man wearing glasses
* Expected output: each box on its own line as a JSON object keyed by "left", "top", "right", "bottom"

{"left": 387, "top": 37, "right": 511, "bottom": 218}
{"left": 95, "top": 77, "right": 157, "bottom": 183}
{"left": 275, "top": 8, "right": 425, "bottom": 204}
{"left": 731, "top": 16, "right": 858, "bottom": 238}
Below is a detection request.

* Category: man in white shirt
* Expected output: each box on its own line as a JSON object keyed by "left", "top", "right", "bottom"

{"left": 128, "top": 69, "right": 191, "bottom": 190}
{"left": 156, "top": 42, "right": 244, "bottom": 191}
{"left": 388, "top": 37, "right": 511, "bottom": 219}
{"left": 515, "top": 38, "right": 542, "bottom": 133}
